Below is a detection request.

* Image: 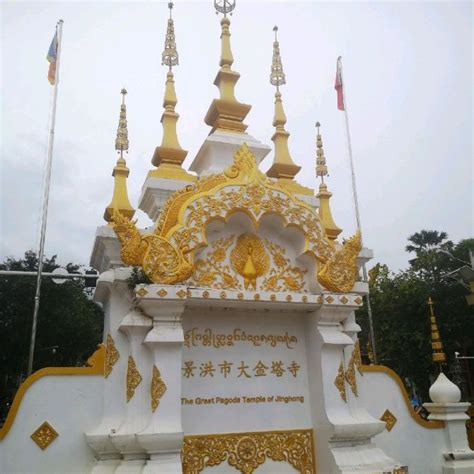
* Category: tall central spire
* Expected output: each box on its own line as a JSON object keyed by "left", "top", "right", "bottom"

{"left": 150, "top": 2, "right": 194, "bottom": 182}
{"left": 428, "top": 297, "right": 447, "bottom": 371}
{"left": 266, "top": 26, "right": 301, "bottom": 181}
{"left": 204, "top": 0, "right": 251, "bottom": 133}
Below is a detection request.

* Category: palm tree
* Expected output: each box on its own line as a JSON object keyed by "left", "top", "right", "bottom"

{"left": 405, "top": 230, "right": 449, "bottom": 256}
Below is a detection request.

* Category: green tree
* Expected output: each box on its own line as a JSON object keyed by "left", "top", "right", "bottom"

{"left": 357, "top": 233, "right": 474, "bottom": 402}
{"left": 0, "top": 251, "right": 104, "bottom": 419}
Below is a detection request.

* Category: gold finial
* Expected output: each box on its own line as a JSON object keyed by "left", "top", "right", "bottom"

{"left": 428, "top": 297, "right": 446, "bottom": 371}
{"left": 162, "top": 2, "right": 178, "bottom": 71}
{"left": 115, "top": 89, "right": 129, "bottom": 159}
{"left": 204, "top": 1, "right": 251, "bottom": 133}
{"left": 104, "top": 90, "right": 135, "bottom": 223}
{"left": 266, "top": 26, "right": 300, "bottom": 181}
{"left": 315, "top": 123, "right": 341, "bottom": 240}
{"left": 149, "top": 2, "right": 194, "bottom": 182}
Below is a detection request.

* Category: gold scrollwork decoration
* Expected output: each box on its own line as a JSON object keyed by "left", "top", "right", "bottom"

{"left": 345, "top": 351, "right": 358, "bottom": 397}
{"left": 181, "top": 429, "right": 316, "bottom": 474}
{"left": 104, "top": 334, "right": 119, "bottom": 378}
{"left": 151, "top": 365, "right": 167, "bottom": 412}
{"left": 334, "top": 360, "right": 347, "bottom": 402}
{"left": 112, "top": 144, "right": 358, "bottom": 290}
{"left": 353, "top": 340, "right": 363, "bottom": 375}
{"left": 318, "top": 231, "right": 361, "bottom": 293}
{"left": 126, "top": 356, "right": 142, "bottom": 402}
{"left": 262, "top": 239, "right": 306, "bottom": 292}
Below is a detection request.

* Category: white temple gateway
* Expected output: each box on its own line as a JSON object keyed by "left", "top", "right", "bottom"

{"left": 1, "top": 3, "right": 473, "bottom": 474}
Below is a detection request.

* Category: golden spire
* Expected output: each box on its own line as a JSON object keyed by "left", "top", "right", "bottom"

{"left": 428, "top": 297, "right": 446, "bottom": 370}
{"left": 315, "top": 122, "right": 341, "bottom": 240}
{"left": 150, "top": 2, "right": 194, "bottom": 182}
{"left": 266, "top": 26, "right": 301, "bottom": 180}
{"left": 104, "top": 89, "right": 135, "bottom": 222}
{"left": 204, "top": 0, "right": 251, "bottom": 133}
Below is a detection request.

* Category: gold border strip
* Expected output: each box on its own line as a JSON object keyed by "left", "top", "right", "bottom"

{"left": 0, "top": 344, "right": 105, "bottom": 440}
{"left": 361, "top": 364, "right": 444, "bottom": 429}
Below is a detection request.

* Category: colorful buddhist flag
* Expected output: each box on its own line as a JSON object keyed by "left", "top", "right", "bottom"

{"left": 334, "top": 58, "right": 344, "bottom": 111}
{"left": 46, "top": 31, "right": 58, "bottom": 85}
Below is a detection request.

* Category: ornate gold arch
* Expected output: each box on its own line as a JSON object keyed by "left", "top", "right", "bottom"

{"left": 112, "top": 144, "right": 361, "bottom": 292}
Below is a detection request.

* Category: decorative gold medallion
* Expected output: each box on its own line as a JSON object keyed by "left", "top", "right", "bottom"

{"left": 220, "top": 291, "right": 227, "bottom": 299}
{"left": 254, "top": 293, "right": 260, "bottom": 301}
{"left": 286, "top": 294, "right": 292, "bottom": 302}
{"left": 270, "top": 294, "right": 276, "bottom": 301}
{"left": 151, "top": 365, "right": 167, "bottom": 412}
{"left": 237, "top": 292, "right": 244, "bottom": 300}
{"left": 176, "top": 289, "right": 187, "bottom": 299}
{"left": 231, "top": 233, "right": 269, "bottom": 290}
{"left": 31, "top": 421, "right": 59, "bottom": 450}
{"left": 157, "top": 288, "right": 168, "bottom": 297}
{"left": 136, "top": 287, "right": 148, "bottom": 297}
{"left": 126, "top": 356, "right": 142, "bottom": 402}
{"left": 380, "top": 409, "right": 397, "bottom": 432}
{"left": 202, "top": 290, "right": 210, "bottom": 299}
{"left": 325, "top": 295, "right": 334, "bottom": 304}
{"left": 334, "top": 360, "right": 347, "bottom": 402}
{"left": 104, "top": 334, "right": 120, "bottom": 378}
{"left": 317, "top": 295, "right": 323, "bottom": 304}
{"left": 181, "top": 429, "right": 316, "bottom": 474}
{"left": 354, "top": 296, "right": 363, "bottom": 305}
{"left": 302, "top": 295, "right": 308, "bottom": 303}
{"left": 340, "top": 296, "right": 348, "bottom": 304}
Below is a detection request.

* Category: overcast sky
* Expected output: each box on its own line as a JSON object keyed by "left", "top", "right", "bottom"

{"left": 1, "top": 0, "right": 472, "bottom": 272}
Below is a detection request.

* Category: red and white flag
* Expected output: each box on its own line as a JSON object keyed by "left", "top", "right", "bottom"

{"left": 334, "top": 57, "right": 344, "bottom": 111}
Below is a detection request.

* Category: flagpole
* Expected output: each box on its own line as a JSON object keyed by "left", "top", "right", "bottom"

{"left": 338, "top": 56, "right": 378, "bottom": 365}
{"left": 27, "top": 19, "right": 64, "bottom": 376}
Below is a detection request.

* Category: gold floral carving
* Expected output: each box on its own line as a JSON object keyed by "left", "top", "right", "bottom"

{"left": 334, "top": 360, "right": 347, "bottom": 402}
{"left": 261, "top": 240, "right": 306, "bottom": 292}
{"left": 353, "top": 340, "right": 363, "bottom": 375}
{"left": 231, "top": 233, "right": 269, "bottom": 290}
{"left": 31, "top": 421, "right": 59, "bottom": 450}
{"left": 105, "top": 334, "right": 120, "bottom": 378}
{"left": 112, "top": 144, "right": 357, "bottom": 290}
{"left": 151, "top": 365, "right": 167, "bottom": 412}
{"left": 192, "top": 236, "right": 241, "bottom": 289}
{"left": 318, "top": 231, "right": 362, "bottom": 293}
{"left": 380, "top": 409, "right": 397, "bottom": 432}
{"left": 345, "top": 352, "right": 358, "bottom": 396}
{"left": 126, "top": 356, "right": 142, "bottom": 402}
{"left": 181, "top": 429, "right": 316, "bottom": 474}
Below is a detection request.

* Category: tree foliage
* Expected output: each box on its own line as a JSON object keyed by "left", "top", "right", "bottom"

{"left": 357, "top": 232, "right": 474, "bottom": 402}
{"left": 0, "top": 251, "right": 103, "bottom": 419}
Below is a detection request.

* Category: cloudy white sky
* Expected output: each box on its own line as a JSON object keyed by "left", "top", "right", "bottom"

{"left": 1, "top": 0, "right": 472, "bottom": 271}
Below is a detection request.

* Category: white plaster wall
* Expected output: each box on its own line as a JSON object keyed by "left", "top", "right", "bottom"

{"left": 0, "top": 375, "right": 102, "bottom": 474}
{"left": 358, "top": 370, "right": 446, "bottom": 474}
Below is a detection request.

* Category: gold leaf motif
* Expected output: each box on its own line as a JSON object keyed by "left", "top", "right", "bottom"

{"left": 334, "top": 360, "right": 347, "bottom": 403}
{"left": 176, "top": 289, "right": 187, "bottom": 299}
{"left": 380, "top": 409, "right": 397, "bottom": 432}
{"left": 230, "top": 233, "right": 269, "bottom": 290}
{"left": 340, "top": 296, "right": 348, "bottom": 304}
{"left": 136, "top": 287, "right": 148, "bottom": 297}
{"left": 157, "top": 288, "right": 168, "bottom": 297}
{"left": 325, "top": 295, "right": 334, "bottom": 304}
{"left": 104, "top": 334, "right": 119, "bottom": 378}
{"left": 261, "top": 239, "right": 306, "bottom": 292}
{"left": 353, "top": 340, "right": 363, "bottom": 375}
{"left": 220, "top": 291, "right": 227, "bottom": 299}
{"left": 345, "top": 354, "right": 358, "bottom": 397}
{"left": 202, "top": 290, "right": 210, "bottom": 299}
{"left": 318, "top": 231, "right": 362, "bottom": 293}
{"left": 151, "top": 365, "right": 167, "bottom": 413}
{"left": 31, "top": 421, "right": 58, "bottom": 450}
{"left": 354, "top": 296, "right": 363, "bottom": 305}
{"left": 126, "top": 356, "right": 142, "bottom": 402}
{"left": 181, "top": 429, "right": 316, "bottom": 474}
{"left": 113, "top": 144, "right": 335, "bottom": 287}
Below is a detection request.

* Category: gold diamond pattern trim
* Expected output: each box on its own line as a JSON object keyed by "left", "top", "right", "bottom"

{"left": 340, "top": 296, "right": 348, "bottom": 304}
{"left": 126, "top": 356, "right": 142, "bottom": 403}
{"left": 176, "top": 289, "right": 187, "bottom": 299}
{"left": 302, "top": 295, "right": 308, "bottom": 303}
{"left": 112, "top": 144, "right": 359, "bottom": 292}
{"left": 334, "top": 360, "right": 347, "bottom": 403}
{"left": 354, "top": 296, "right": 362, "bottom": 305}
{"left": 157, "top": 288, "right": 168, "bottom": 297}
{"left": 202, "top": 290, "right": 210, "bottom": 299}
{"left": 104, "top": 334, "right": 120, "bottom": 378}
{"left": 181, "top": 429, "right": 316, "bottom": 474}
{"left": 220, "top": 291, "right": 227, "bottom": 299}
{"left": 325, "top": 295, "right": 334, "bottom": 304}
{"left": 317, "top": 295, "right": 323, "bottom": 304}
{"left": 151, "top": 365, "right": 167, "bottom": 413}
{"left": 381, "top": 409, "right": 397, "bottom": 432}
{"left": 31, "top": 421, "right": 59, "bottom": 450}
{"left": 136, "top": 287, "right": 148, "bottom": 297}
